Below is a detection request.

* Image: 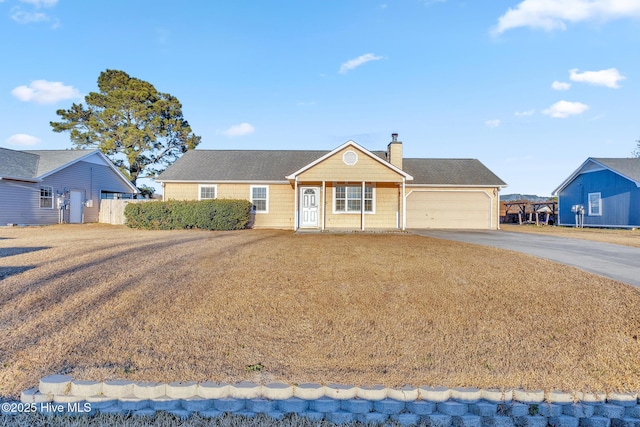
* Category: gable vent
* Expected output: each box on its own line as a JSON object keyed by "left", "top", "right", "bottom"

{"left": 343, "top": 150, "right": 358, "bottom": 166}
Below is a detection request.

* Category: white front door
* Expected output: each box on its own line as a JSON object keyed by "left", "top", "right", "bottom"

{"left": 300, "top": 187, "right": 319, "bottom": 228}
{"left": 69, "top": 190, "right": 83, "bottom": 223}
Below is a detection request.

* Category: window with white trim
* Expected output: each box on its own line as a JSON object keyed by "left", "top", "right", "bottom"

{"left": 198, "top": 185, "right": 217, "bottom": 200}
{"left": 250, "top": 185, "right": 269, "bottom": 213}
{"left": 588, "top": 192, "right": 602, "bottom": 216}
{"left": 334, "top": 185, "right": 375, "bottom": 213}
{"left": 40, "top": 186, "right": 53, "bottom": 208}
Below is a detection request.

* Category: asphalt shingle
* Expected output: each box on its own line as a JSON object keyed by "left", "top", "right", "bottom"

{"left": 1, "top": 148, "right": 97, "bottom": 180}
{"left": 24, "top": 150, "right": 95, "bottom": 177}
{"left": 0, "top": 148, "right": 39, "bottom": 179}
{"left": 592, "top": 158, "right": 640, "bottom": 184}
{"left": 156, "top": 149, "right": 507, "bottom": 186}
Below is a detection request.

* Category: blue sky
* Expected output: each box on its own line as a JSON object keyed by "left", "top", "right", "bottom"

{"left": 1, "top": 0, "right": 639, "bottom": 196}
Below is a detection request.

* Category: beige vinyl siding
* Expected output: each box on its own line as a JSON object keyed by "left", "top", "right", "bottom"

{"left": 163, "top": 183, "right": 199, "bottom": 200}
{"left": 405, "top": 187, "right": 499, "bottom": 230}
{"left": 366, "top": 184, "right": 401, "bottom": 228}
{"left": 323, "top": 183, "right": 400, "bottom": 229}
{"left": 163, "top": 182, "right": 501, "bottom": 230}
{"left": 297, "top": 146, "right": 404, "bottom": 183}
{"left": 217, "top": 183, "right": 294, "bottom": 229}
{"left": 163, "top": 182, "right": 295, "bottom": 229}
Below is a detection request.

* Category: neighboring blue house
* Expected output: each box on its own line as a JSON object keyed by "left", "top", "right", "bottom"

{"left": 552, "top": 157, "right": 640, "bottom": 228}
{"left": 0, "top": 148, "right": 138, "bottom": 225}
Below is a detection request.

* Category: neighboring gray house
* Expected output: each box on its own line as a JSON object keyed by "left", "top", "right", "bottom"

{"left": 0, "top": 148, "right": 138, "bottom": 225}
{"left": 553, "top": 157, "right": 640, "bottom": 228}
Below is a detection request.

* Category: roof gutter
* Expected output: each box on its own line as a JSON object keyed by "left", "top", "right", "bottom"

{"left": 0, "top": 176, "right": 41, "bottom": 183}
{"left": 155, "top": 179, "right": 291, "bottom": 184}
{"left": 405, "top": 183, "right": 507, "bottom": 188}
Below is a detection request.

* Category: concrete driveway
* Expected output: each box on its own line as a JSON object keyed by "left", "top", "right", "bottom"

{"left": 411, "top": 229, "right": 640, "bottom": 288}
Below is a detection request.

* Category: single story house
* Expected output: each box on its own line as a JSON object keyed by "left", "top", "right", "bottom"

{"left": 155, "top": 134, "right": 507, "bottom": 231}
{"left": 0, "top": 148, "right": 138, "bottom": 225}
{"left": 552, "top": 157, "right": 640, "bottom": 228}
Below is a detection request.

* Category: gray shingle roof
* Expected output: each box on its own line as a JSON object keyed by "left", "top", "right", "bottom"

{"left": 156, "top": 149, "right": 506, "bottom": 186}
{"left": 156, "top": 150, "right": 330, "bottom": 181}
{"left": 403, "top": 158, "right": 507, "bottom": 186}
{"left": 24, "top": 150, "right": 95, "bottom": 177}
{"left": 592, "top": 158, "right": 640, "bottom": 183}
{"left": 0, "top": 148, "right": 97, "bottom": 180}
{"left": 0, "top": 148, "right": 39, "bottom": 179}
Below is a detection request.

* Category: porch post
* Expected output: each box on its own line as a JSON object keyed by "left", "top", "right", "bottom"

{"left": 402, "top": 178, "right": 406, "bottom": 230}
{"left": 293, "top": 178, "right": 298, "bottom": 231}
{"left": 361, "top": 181, "right": 365, "bottom": 231}
{"left": 397, "top": 184, "right": 400, "bottom": 229}
{"left": 322, "top": 181, "right": 326, "bottom": 231}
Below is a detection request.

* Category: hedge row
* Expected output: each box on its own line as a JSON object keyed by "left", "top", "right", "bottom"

{"left": 124, "top": 199, "right": 253, "bottom": 230}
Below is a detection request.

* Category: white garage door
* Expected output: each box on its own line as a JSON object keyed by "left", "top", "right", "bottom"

{"left": 406, "top": 191, "right": 491, "bottom": 229}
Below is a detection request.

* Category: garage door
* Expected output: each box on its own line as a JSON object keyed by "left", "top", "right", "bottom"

{"left": 406, "top": 191, "right": 491, "bottom": 229}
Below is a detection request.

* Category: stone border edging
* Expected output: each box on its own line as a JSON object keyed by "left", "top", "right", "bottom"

{"left": 6, "top": 376, "right": 640, "bottom": 426}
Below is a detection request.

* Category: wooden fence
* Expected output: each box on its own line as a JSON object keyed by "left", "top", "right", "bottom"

{"left": 99, "top": 199, "right": 151, "bottom": 225}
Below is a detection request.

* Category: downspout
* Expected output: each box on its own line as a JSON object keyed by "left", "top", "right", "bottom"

{"left": 293, "top": 177, "right": 298, "bottom": 231}
{"left": 90, "top": 167, "right": 93, "bottom": 207}
{"left": 402, "top": 178, "right": 406, "bottom": 230}
{"left": 490, "top": 188, "right": 494, "bottom": 230}
{"left": 396, "top": 185, "right": 400, "bottom": 229}
{"left": 496, "top": 187, "right": 501, "bottom": 230}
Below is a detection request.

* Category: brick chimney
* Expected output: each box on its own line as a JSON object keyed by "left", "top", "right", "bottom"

{"left": 387, "top": 133, "right": 403, "bottom": 170}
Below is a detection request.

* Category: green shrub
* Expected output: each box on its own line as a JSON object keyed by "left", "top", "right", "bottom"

{"left": 124, "top": 199, "right": 253, "bottom": 230}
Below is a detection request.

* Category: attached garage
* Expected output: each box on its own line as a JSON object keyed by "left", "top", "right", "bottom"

{"left": 406, "top": 190, "right": 493, "bottom": 229}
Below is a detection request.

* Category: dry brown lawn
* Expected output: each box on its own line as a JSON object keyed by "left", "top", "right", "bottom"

{"left": 1, "top": 224, "right": 640, "bottom": 400}
{"left": 501, "top": 224, "right": 640, "bottom": 248}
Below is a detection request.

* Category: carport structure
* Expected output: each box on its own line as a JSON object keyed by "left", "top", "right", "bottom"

{"left": 501, "top": 200, "right": 557, "bottom": 225}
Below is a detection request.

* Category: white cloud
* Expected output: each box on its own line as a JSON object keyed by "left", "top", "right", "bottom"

{"left": 515, "top": 109, "right": 535, "bottom": 117}
{"left": 569, "top": 68, "right": 626, "bottom": 88}
{"left": 20, "top": 0, "right": 58, "bottom": 7}
{"left": 339, "top": 53, "right": 383, "bottom": 74}
{"left": 6, "top": 133, "right": 41, "bottom": 146}
{"left": 11, "top": 9, "right": 49, "bottom": 24}
{"left": 485, "top": 119, "right": 501, "bottom": 128}
{"left": 223, "top": 122, "right": 255, "bottom": 137}
{"left": 11, "top": 80, "right": 81, "bottom": 104}
{"left": 551, "top": 81, "right": 571, "bottom": 90}
{"left": 11, "top": 0, "right": 59, "bottom": 28}
{"left": 542, "top": 100, "right": 589, "bottom": 118}
{"left": 493, "top": 0, "right": 640, "bottom": 34}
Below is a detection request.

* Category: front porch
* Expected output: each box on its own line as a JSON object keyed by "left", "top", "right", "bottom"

{"left": 292, "top": 181, "right": 406, "bottom": 232}
{"left": 284, "top": 140, "right": 413, "bottom": 232}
